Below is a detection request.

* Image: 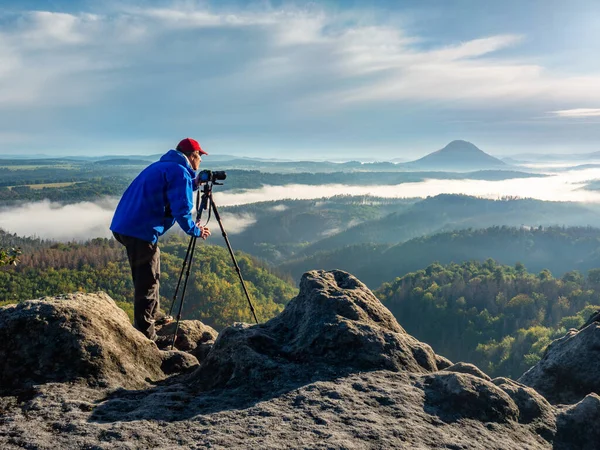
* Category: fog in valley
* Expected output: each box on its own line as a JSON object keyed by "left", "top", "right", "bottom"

{"left": 3, "top": 167, "right": 600, "bottom": 241}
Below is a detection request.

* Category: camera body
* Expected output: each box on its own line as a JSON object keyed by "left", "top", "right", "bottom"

{"left": 197, "top": 169, "right": 227, "bottom": 184}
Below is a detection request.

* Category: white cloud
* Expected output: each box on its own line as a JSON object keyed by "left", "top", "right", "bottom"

{"left": 1, "top": 4, "right": 599, "bottom": 113}
{"left": 429, "top": 35, "right": 524, "bottom": 61}
{"left": 551, "top": 109, "right": 600, "bottom": 118}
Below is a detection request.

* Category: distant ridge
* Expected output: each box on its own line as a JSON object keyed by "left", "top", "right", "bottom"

{"left": 405, "top": 140, "right": 507, "bottom": 171}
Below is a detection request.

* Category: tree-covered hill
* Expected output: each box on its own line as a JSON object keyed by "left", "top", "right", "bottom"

{"left": 297, "top": 194, "right": 600, "bottom": 256}
{"left": 282, "top": 226, "right": 600, "bottom": 289}
{"left": 376, "top": 260, "right": 600, "bottom": 379}
{"left": 220, "top": 195, "right": 600, "bottom": 265}
{"left": 0, "top": 235, "right": 297, "bottom": 330}
{"left": 224, "top": 196, "right": 416, "bottom": 261}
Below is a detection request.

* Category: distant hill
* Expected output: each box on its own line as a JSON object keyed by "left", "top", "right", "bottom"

{"left": 93, "top": 158, "right": 152, "bottom": 166}
{"left": 404, "top": 140, "right": 508, "bottom": 171}
{"left": 509, "top": 150, "right": 600, "bottom": 163}
{"left": 282, "top": 226, "right": 600, "bottom": 289}
{"left": 296, "top": 194, "right": 600, "bottom": 257}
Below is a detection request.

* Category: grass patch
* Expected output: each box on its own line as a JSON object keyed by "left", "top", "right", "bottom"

{"left": 7, "top": 182, "right": 80, "bottom": 190}
{"left": 0, "top": 164, "right": 76, "bottom": 170}
{"left": 28, "top": 182, "right": 79, "bottom": 190}
{"left": 0, "top": 300, "right": 17, "bottom": 307}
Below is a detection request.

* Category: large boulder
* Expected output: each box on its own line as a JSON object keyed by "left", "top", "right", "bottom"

{"left": 519, "top": 323, "right": 600, "bottom": 404}
{"left": 189, "top": 270, "right": 440, "bottom": 392}
{"left": 0, "top": 293, "right": 165, "bottom": 392}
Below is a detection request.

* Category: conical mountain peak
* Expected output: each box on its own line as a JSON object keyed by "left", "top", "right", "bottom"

{"left": 406, "top": 140, "right": 507, "bottom": 171}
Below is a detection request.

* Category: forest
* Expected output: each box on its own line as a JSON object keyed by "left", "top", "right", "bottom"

{"left": 0, "top": 233, "right": 296, "bottom": 329}
{"left": 377, "top": 259, "right": 600, "bottom": 378}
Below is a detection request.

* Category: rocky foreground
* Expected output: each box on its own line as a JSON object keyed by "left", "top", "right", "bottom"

{"left": 1, "top": 270, "right": 600, "bottom": 449}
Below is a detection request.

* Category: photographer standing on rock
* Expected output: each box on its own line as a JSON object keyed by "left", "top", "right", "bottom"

{"left": 111, "top": 138, "right": 211, "bottom": 346}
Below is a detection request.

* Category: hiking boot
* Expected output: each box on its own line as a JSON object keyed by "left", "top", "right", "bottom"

{"left": 153, "top": 335, "right": 176, "bottom": 350}
{"left": 155, "top": 315, "right": 174, "bottom": 326}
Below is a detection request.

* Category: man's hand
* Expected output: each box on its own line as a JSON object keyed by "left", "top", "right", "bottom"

{"left": 194, "top": 170, "right": 210, "bottom": 189}
{"left": 193, "top": 173, "right": 203, "bottom": 189}
{"left": 196, "top": 222, "right": 211, "bottom": 240}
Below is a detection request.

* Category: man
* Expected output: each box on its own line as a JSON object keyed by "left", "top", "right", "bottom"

{"left": 111, "top": 138, "right": 211, "bottom": 345}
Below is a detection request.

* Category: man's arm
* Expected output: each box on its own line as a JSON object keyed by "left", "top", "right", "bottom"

{"left": 165, "top": 168, "right": 203, "bottom": 237}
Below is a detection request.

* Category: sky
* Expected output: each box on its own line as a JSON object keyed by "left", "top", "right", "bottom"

{"left": 1, "top": 0, "right": 600, "bottom": 158}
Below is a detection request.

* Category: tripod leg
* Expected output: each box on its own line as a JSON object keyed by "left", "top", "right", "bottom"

{"left": 168, "top": 235, "right": 194, "bottom": 318}
{"left": 209, "top": 192, "right": 259, "bottom": 324}
{"left": 171, "top": 235, "right": 198, "bottom": 350}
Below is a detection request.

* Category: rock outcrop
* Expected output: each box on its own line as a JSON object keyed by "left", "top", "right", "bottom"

{"left": 420, "top": 372, "right": 519, "bottom": 423}
{"left": 160, "top": 350, "right": 200, "bottom": 375}
{"left": 555, "top": 394, "right": 600, "bottom": 450}
{"left": 6, "top": 269, "right": 600, "bottom": 448}
{"left": 0, "top": 292, "right": 165, "bottom": 391}
{"left": 445, "top": 362, "right": 491, "bottom": 381}
{"left": 492, "top": 377, "right": 556, "bottom": 439}
{"left": 519, "top": 322, "right": 600, "bottom": 404}
{"left": 189, "top": 270, "right": 439, "bottom": 393}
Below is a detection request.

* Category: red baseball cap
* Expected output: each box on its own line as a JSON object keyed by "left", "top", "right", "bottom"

{"left": 176, "top": 138, "right": 208, "bottom": 155}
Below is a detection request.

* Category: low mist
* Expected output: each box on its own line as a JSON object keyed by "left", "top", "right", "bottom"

{"left": 0, "top": 199, "right": 118, "bottom": 242}
{"left": 2, "top": 168, "right": 600, "bottom": 242}
{"left": 213, "top": 168, "right": 600, "bottom": 206}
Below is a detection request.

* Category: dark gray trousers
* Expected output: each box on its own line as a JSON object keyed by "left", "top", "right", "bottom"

{"left": 113, "top": 232, "right": 160, "bottom": 340}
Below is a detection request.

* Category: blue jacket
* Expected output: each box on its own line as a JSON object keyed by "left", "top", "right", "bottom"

{"left": 110, "top": 150, "right": 202, "bottom": 244}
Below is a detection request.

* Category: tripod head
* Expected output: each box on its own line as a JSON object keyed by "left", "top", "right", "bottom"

{"left": 197, "top": 169, "right": 226, "bottom": 185}
{"left": 197, "top": 170, "right": 227, "bottom": 214}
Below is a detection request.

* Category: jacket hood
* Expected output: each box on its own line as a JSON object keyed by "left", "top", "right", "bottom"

{"left": 160, "top": 149, "right": 196, "bottom": 176}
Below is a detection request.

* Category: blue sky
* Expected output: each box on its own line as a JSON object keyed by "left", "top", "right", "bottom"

{"left": 1, "top": 0, "right": 600, "bottom": 158}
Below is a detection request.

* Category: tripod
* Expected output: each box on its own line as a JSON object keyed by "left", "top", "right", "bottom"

{"left": 168, "top": 180, "right": 259, "bottom": 350}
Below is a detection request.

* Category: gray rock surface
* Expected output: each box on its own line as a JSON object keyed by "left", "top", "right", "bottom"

{"left": 420, "top": 372, "right": 519, "bottom": 423}
{"left": 434, "top": 354, "right": 453, "bottom": 370}
{"left": 493, "top": 377, "right": 556, "bottom": 439}
{"left": 519, "top": 323, "right": 600, "bottom": 404}
{"left": 157, "top": 319, "right": 217, "bottom": 362}
{"left": 0, "top": 371, "right": 552, "bottom": 449}
{"left": 445, "top": 362, "right": 491, "bottom": 381}
{"left": 160, "top": 350, "right": 200, "bottom": 375}
{"left": 189, "top": 270, "right": 439, "bottom": 393}
{"left": 555, "top": 394, "right": 600, "bottom": 450}
{"left": 0, "top": 292, "right": 164, "bottom": 391}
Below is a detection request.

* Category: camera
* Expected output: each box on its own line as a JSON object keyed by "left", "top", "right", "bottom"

{"left": 197, "top": 170, "right": 227, "bottom": 184}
